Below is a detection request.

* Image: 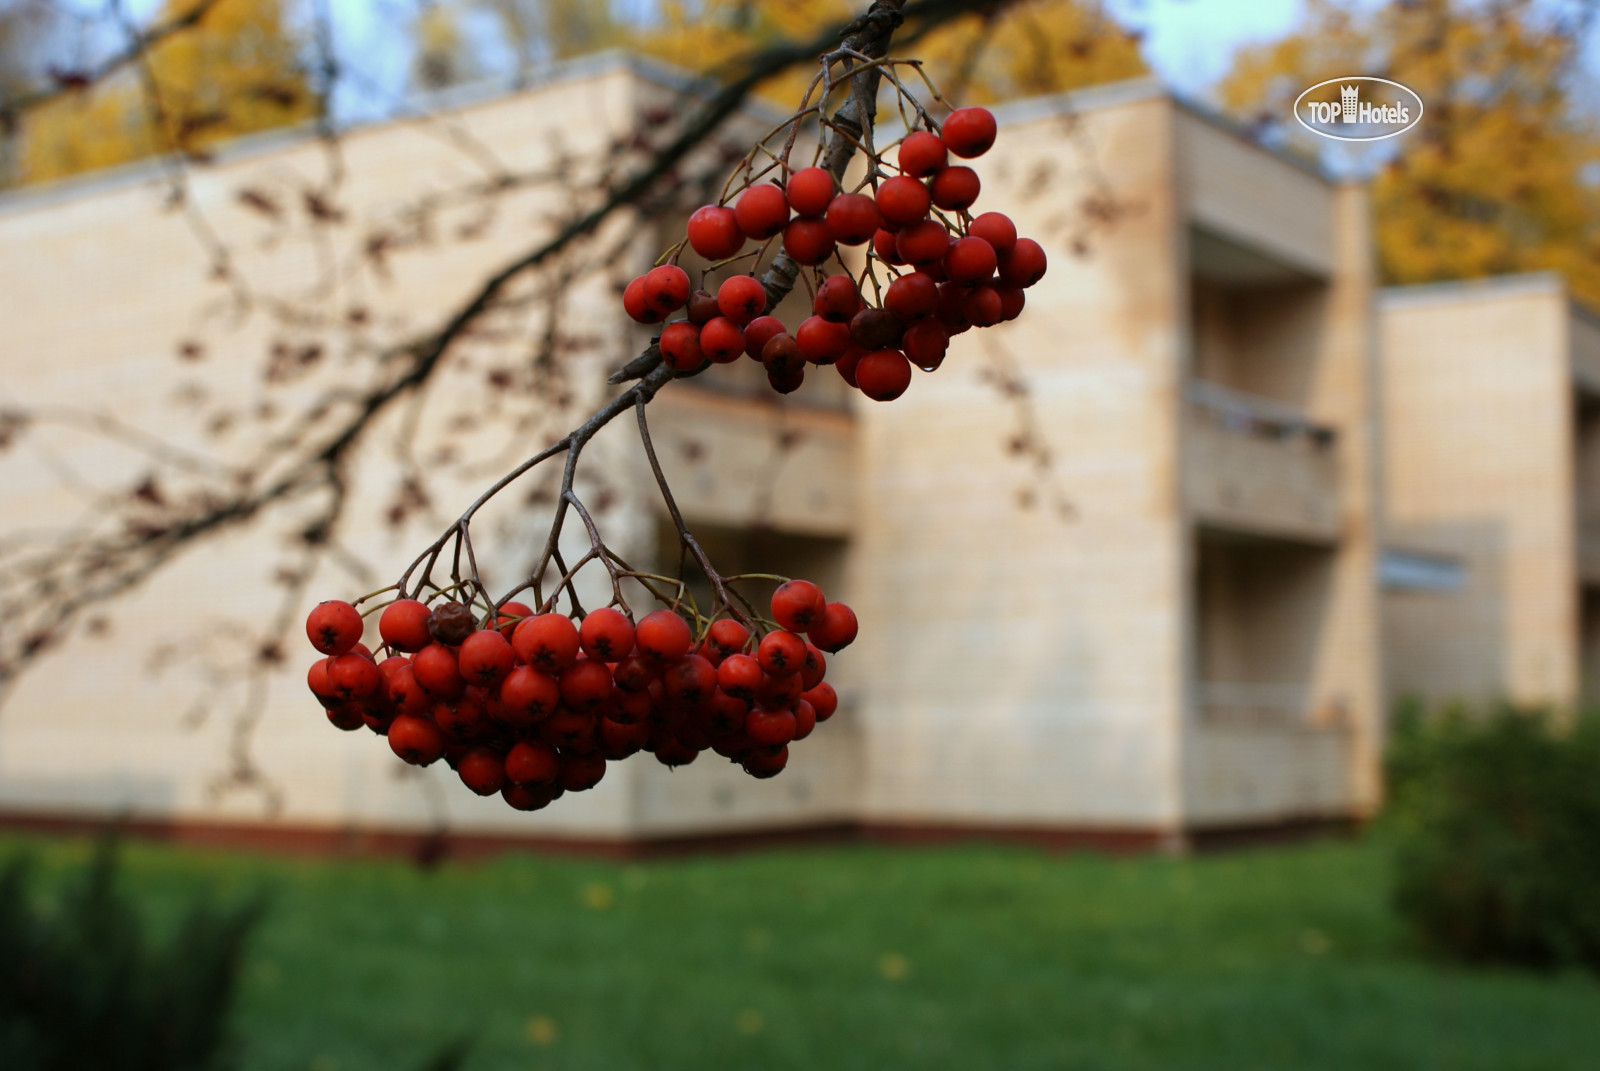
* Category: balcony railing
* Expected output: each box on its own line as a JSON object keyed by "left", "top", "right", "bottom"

{"left": 1184, "top": 380, "right": 1342, "bottom": 543}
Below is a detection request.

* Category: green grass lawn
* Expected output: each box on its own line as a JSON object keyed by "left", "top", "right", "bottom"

{"left": 3, "top": 832, "right": 1597, "bottom": 1070}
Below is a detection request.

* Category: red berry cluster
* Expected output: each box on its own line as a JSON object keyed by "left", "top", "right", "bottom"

{"left": 622, "top": 107, "right": 1046, "bottom": 401}
{"left": 303, "top": 581, "right": 856, "bottom": 812}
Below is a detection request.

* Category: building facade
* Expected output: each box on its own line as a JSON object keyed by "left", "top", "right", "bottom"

{"left": 0, "top": 58, "right": 1383, "bottom": 852}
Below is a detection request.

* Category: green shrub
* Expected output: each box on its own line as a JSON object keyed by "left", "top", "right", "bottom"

{"left": 1385, "top": 701, "right": 1600, "bottom": 970}
{"left": 0, "top": 836, "right": 265, "bottom": 1071}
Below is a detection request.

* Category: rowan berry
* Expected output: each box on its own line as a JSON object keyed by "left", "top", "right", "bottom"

{"left": 743, "top": 745, "right": 789, "bottom": 778}
{"left": 783, "top": 218, "right": 836, "bottom": 266}
{"left": 801, "top": 681, "right": 838, "bottom": 721}
{"left": 499, "top": 665, "right": 560, "bottom": 723}
{"left": 998, "top": 286, "right": 1026, "bottom": 321}
{"left": 896, "top": 219, "right": 951, "bottom": 266}
{"left": 771, "top": 580, "right": 826, "bottom": 632}
{"left": 612, "top": 686, "right": 653, "bottom": 725}
{"left": 642, "top": 264, "right": 691, "bottom": 314}
{"left": 758, "top": 668, "right": 803, "bottom": 709}
{"left": 785, "top": 166, "right": 835, "bottom": 217}
{"left": 701, "top": 690, "right": 749, "bottom": 736}
{"left": 716, "top": 275, "right": 767, "bottom": 325}
{"left": 308, "top": 659, "right": 341, "bottom": 708}
{"left": 663, "top": 654, "right": 717, "bottom": 705}
{"left": 326, "top": 703, "right": 365, "bottom": 731}
{"left": 734, "top": 184, "right": 789, "bottom": 239}
{"left": 659, "top": 321, "right": 705, "bottom": 372}
{"left": 885, "top": 272, "right": 939, "bottom": 320}
{"left": 942, "top": 107, "right": 997, "bottom": 158}
{"left": 856, "top": 348, "right": 913, "bottom": 401}
{"left": 636, "top": 609, "right": 692, "bottom": 664}
{"left": 808, "top": 602, "right": 858, "bottom": 652}
{"left": 687, "top": 288, "right": 720, "bottom": 324}
{"left": 559, "top": 658, "right": 613, "bottom": 711}
{"left": 611, "top": 654, "right": 656, "bottom": 693}
{"left": 329, "top": 651, "right": 381, "bottom": 699}
{"left": 495, "top": 601, "right": 533, "bottom": 639}
{"left": 898, "top": 130, "right": 948, "bottom": 177}
{"left": 716, "top": 653, "right": 763, "bottom": 700}
{"left": 873, "top": 227, "right": 907, "bottom": 265}
{"left": 755, "top": 630, "right": 805, "bottom": 678}
{"left": 850, "top": 308, "right": 904, "bottom": 350}
{"left": 654, "top": 738, "right": 700, "bottom": 768}
{"left": 767, "top": 364, "right": 805, "bottom": 394}
{"left": 458, "top": 629, "right": 514, "bottom": 688}
{"left": 388, "top": 714, "right": 445, "bottom": 765}
{"left": 902, "top": 318, "right": 951, "bottom": 371}
{"left": 946, "top": 236, "right": 998, "bottom": 285}
{"left": 799, "top": 644, "right": 827, "bottom": 691}
{"left": 540, "top": 707, "right": 597, "bottom": 752}
{"left": 968, "top": 211, "right": 1016, "bottom": 252}
{"left": 793, "top": 698, "right": 817, "bottom": 741}
{"left": 502, "top": 782, "right": 561, "bottom": 811}
{"left": 378, "top": 599, "right": 432, "bottom": 652}
{"left": 761, "top": 333, "right": 804, "bottom": 376}
{"left": 962, "top": 285, "right": 1003, "bottom": 327}
{"left": 598, "top": 717, "right": 651, "bottom": 760}
{"left": 998, "top": 238, "right": 1048, "bottom": 288}
{"left": 623, "top": 276, "right": 666, "bottom": 324}
{"left": 306, "top": 600, "right": 363, "bottom": 655}
{"left": 835, "top": 344, "right": 864, "bottom": 388}
{"left": 434, "top": 690, "right": 486, "bottom": 737}
{"left": 427, "top": 601, "right": 475, "bottom": 646}
{"left": 796, "top": 315, "right": 852, "bottom": 364}
{"left": 512, "top": 614, "right": 580, "bottom": 674}
{"left": 559, "top": 751, "right": 608, "bottom": 792}
{"left": 386, "top": 664, "right": 432, "bottom": 715}
{"left": 930, "top": 165, "right": 981, "bottom": 211}
{"left": 875, "top": 175, "right": 931, "bottom": 226}
{"left": 936, "top": 281, "right": 973, "bottom": 334}
{"left": 687, "top": 204, "right": 743, "bottom": 260}
{"left": 743, "top": 315, "right": 786, "bottom": 360}
{"left": 706, "top": 618, "right": 751, "bottom": 658}
{"left": 813, "top": 274, "right": 862, "bottom": 323}
{"left": 824, "top": 192, "right": 880, "bottom": 245}
{"left": 746, "top": 707, "right": 797, "bottom": 748}
{"left": 458, "top": 747, "right": 507, "bottom": 795}
{"left": 699, "top": 316, "right": 745, "bottom": 363}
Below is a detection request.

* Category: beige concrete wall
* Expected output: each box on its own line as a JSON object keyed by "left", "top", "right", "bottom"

{"left": 850, "top": 88, "right": 1188, "bottom": 830}
{"left": 1378, "top": 275, "right": 1577, "bottom": 707}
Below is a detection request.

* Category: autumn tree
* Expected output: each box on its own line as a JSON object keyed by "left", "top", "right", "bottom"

{"left": 1218, "top": 0, "right": 1600, "bottom": 308}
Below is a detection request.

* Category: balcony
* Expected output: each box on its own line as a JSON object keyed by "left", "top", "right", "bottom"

{"left": 1184, "top": 380, "right": 1341, "bottom": 544}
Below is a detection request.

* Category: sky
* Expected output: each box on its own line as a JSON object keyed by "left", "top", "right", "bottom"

{"left": 1106, "top": 0, "right": 1306, "bottom": 97}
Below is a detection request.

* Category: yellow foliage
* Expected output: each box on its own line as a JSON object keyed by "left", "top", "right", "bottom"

{"left": 18, "top": 0, "right": 313, "bottom": 187}
{"left": 1218, "top": 0, "right": 1600, "bottom": 310}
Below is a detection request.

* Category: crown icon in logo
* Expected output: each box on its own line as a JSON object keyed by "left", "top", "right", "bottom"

{"left": 1340, "top": 84, "right": 1359, "bottom": 123}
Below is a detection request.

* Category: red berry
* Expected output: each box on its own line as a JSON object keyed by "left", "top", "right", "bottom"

{"left": 962, "top": 285, "right": 1003, "bottom": 327}
{"left": 902, "top": 319, "right": 951, "bottom": 371}
{"left": 579, "top": 607, "right": 635, "bottom": 662}
{"left": 716, "top": 653, "right": 763, "bottom": 700}
{"left": 716, "top": 275, "right": 767, "bottom": 326}
{"left": 786, "top": 167, "right": 835, "bottom": 217}
{"left": 700, "top": 690, "right": 750, "bottom": 736}
{"left": 898, "top": 130, "right": 948, "bottom": 178}
{"left": 379, "top": 599, "right": 432, "bottom": 652}
{"left": 946, "top": 236, "right": 998, "bottom": 285}
{"left": 801, "top": 681, "right": 838, "bottom": 721}
{"left": 687, "top": 205, "right": 743, "bottom": 260}
{"left": 875, "top": 175, "right": 931, "bottom": 226}
{"left": 654, "top": 738, "right": 700, "bottom": 768}
{"left": 896, "top": 219, "right": 951, "bottom": 266}
{"left": 936, "top": 281, "right": 973, "bottom": 334}
{"left": 813, "top": 274, "right": 862, "bottom": 323}
{"left": 385, "top": 664, "right": 431, "bottom": 714}
{"left": 743, "top": 745, "right": 789, "bottom": 779}
{"left": 623, "top": 275, "right": 665, "bottom": 324}
{"left": 659, "top": 321, "right": 705, "bottom": 372}
{"left": 968, "top": 212, "right": 1016, "bottom": 252}
{"left": 998, "top": 238, "right": 1048, "bottom": 288}
{"left": 743, "top": 315, "right": 787, "bottom": 360}
{"left": 511, "top": 614, "right": 579, "bottom": 674}
{"left": 458, "top": 629, "right": 515, "bottom": 688}
{"left": 771, "top": 580, "right": 826, "bottom": 632}
{"left": 793, "top": 698, "right": 817, "bottom": 741}
{"left": 540, "top": 707, "right": 597, "bottom": 752}
{"left": 455, "top": 748, "right": 504, "bottom": 795}
{"left": 612, "top": 686, "right": 653, "bottom": 725}
{"left": 706, "top": 619, "right": 751, "bottom": 658}
{"left": 598, "top": 717, "right": 652, "bottom": 760}
{"left": 642, "top": 264, "right": 691, "bottom": 314}
{"left": 663, "top": 654, "right": 717, "bottom": 705}
{"left": 505, "top": 739, "right": 560, "bottom": 786}
{"left": 850, "top": 308, "right": 904, "bottom": 350}
{"left": 499, "top": 665, "right": 560, "bottom": 723}
{"left": 636, "top": 609, "right": 692, "bottom": 664}
{"left": 687, "top": 289, "right": 720, "bottom": 325}
{"left": 434, "top": 689, "right": 487, "bottom": 738}
{"left": 734, "top": 184, "right": 789, "bottom": 239}
{"left": 612, "top": 653, "right": 657, "bottom": 692}
{"left": 998, "top": 286, "right": 1026, "bottom": 321}
{"left": 502, "top": 783, "right": 561, "bottom": 811}
{"left": 873, "top": 228, "right": 907, "bottom": 265}
{"left": 799, "top": 645, "right": 827, "bottom": 691}
{"left": 559, "top": 658, "right": 613, "bottom": 711}
{"left": 942, "top": 107, "right": 997, "bottom": 158}
{"left": 326, "top": 703, "right": 364, "bottom": 732}
{"left": 930, "top": 166, "right": 981, "bottom": 211}
{"left": 796, "top": 316, "right": 852, "bottom": 364}
{"left": 761, "top": 333, "right": 803, "bottom": 376}
{"left": 783, "top": 218, "right": 836, "bottom": 266}
{"left": 559, "top": 751, "right": 608, "bottom": 792}
{"left": 767, "top": 363, "right": 804, "bottom": 394}
{"left": 885, "top": 272, "right": 938, "bottom": 320}
{"left": 746, "top": 707, "right": 797, "bottom": 748}
{"left": 496, "top": 601, "right": 533, "bottom": 640}
{"left": 307, "top": 658, "right": 340, "bottom": 709}
{"left": 388, "top": 714, "right": 446, "bottom": 765}
{"left": 699, "top": 316, "right": 745, "bottom": 363}
{"left": 835, "top": 344, "right": 864, "bottom": 388}
{"left": 856, "top": 348, "right": 913, "bottom": 401}
{"left": 808, "top": 602, "right": 858, "bottom": 652}
{"left": 757, "top": 630, "right": 807, "bottom": 678}
{"left": 306, "top": 600, "right": 363, "bottom": 655}
{"left": 329, "top": 651, "right": 380, "bottom": 699}
{"left": 825, "top": 193, "right": 879, "bottom": 245}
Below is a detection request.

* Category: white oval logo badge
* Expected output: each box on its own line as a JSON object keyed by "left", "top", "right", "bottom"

{"left": 1293, "top": 76, "right": 1423, "bottom": 142}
